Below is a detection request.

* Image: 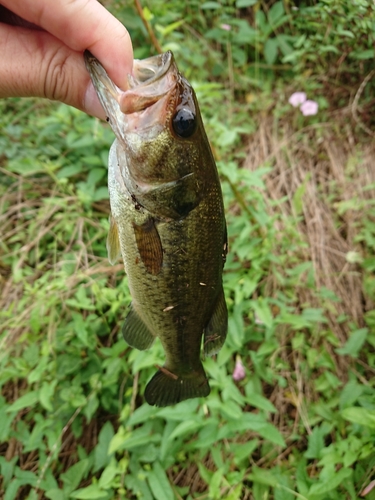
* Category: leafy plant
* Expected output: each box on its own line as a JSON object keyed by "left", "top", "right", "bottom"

{"left": 1, "top": 1, "right": 375, "bottom": 499}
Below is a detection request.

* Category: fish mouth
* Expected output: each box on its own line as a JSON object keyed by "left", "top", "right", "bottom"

{"left": 119, "top": 52, "right": 177, "bottom": 116}
{"left": 130, "top": 52, "right": 173, "bottom": 88}
{"left": 84, "top": 50, "right": 178, "bottom": 139}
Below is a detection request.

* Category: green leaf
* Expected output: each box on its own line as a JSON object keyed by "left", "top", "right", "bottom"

{"left": 351, "top": 49, "right": 375, "bottom": 60}
{"left": 157, "top": 20, "right": 185, "bottom": 36}
{"left": 339, "top": 380, "right": 364, "bottom": 409}
{"left": 232, "top": 440, "right": 259, "bottom": 465}
{"left": 125, "top": 476, "right": 153, "bottom": 500}
{"left": 244, "top": 392, "right": 277, "bottom": 413}
{"left": 268, "top": 1, "right": 284, "bottom": 25}
{"left": 209, "top": 468, "right": 224, "bottom": 499}
{"left": 236, "top": 0, "right": 257, "bottom": 6}
{"left": 45, "top": 489, "right": 66, "bottom": 500}
{"left": 304, "top": 425, "right": 326, "bottom": 459}
{"left": 87, "top": 167, "right": 105, "bottom": 186}
{"left": 7, "top": 158, "right": 45, "bottom": 176}
{"left": 67, "top": 135, "right": 96, "bottom": 150}
{"left": 250, "top": 299, "right": 274, "bottom": 329}
{"left": 28, "top": 356, "right": 49, "bottom": 384}
{"left": 0, "top": 456, "right": 18, "bottom": 488}
{"left": 39, "top": 380, "right": 57, "bottom": 412}
{"left": 0, "top": 407, "right": 15, "bottom": 441}
{"left": 127, "top": 404, "right": 159, "bottom": 427}
{"left": 147, "top": 462, "right": 174, "bottom": 500}
{"left": 249, "top": 467, "right": 278, "bottom": 487}
{"left": 167, "top": 420, "right": 201, "bottom": 441}
{"left": 341, "top": 407, "right": 375, "bottom": 429}
{"left": 57, "top": 165, "right": 83, "bottom": 179}
{"left": 308, "top": 468, "right": 352, "bottom": 495}
{"left": 257, "top": 424, "right": 286, "bottom": 447}
{"left": 108, "top": 427, "right": 128, "bottom": 455}
{"left": 156, "top": 400, "right": 199, "bottom": 421}
{"left": 93, "top": 187, "right": 109, "bottom": 201}
{"left": 336, "top": 328, "right": 368, "bottom": 357}
{"left": 4, "top": 479, "right": 22, "bottom": 500}
{"left": 264, "top": 38, "right": 279, "bottom": 64}
{"left": 201, "top": 1, "right": 221, "bottom": 8}
{"left": 72, "top": 312, "right": 90, "bottom": 347}
{"left": 25, "top": 491, "right": 38, "bottom": 500}
{"left": 70, "top": 484, "right": 108, "bottom": 499}
{"left": 6, "top": 391, "right": 39, "bottom": 413}
{"left": 83, "top": 394, "right": 99, "bottom": 421}
{"left": 301, "top": 308, "right": 327, "bottom": 324}
{"left": 98, "top": 464, "right": 118, "bottom": 489}
{"left": 197, "top": 462, "right": 213, "bottom": 485}
{"left": 61, "top": 459, "right": 89, "bottom": 492}
{"left": 292, "top": 178, "right": 308, "bottom": 216}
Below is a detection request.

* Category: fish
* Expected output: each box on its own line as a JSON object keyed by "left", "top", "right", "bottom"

{"left": 84, "top": 50, "right": 228, "bottom": 407}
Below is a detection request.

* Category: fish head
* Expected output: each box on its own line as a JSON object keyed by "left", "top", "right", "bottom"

{"left": 85, "top": 50, "right": 211, "bottom": 218}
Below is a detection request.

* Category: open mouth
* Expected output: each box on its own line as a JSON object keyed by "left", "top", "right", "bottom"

{"left": 120, "top": 52, "right": 176, "bottom": 114}
{"left": 130, "top": 52, "right": 173, "bottom": 88}
{"left": 85, "top": 50, "right": 177, "bottom": 116}
{"left": 84, "top": 50, "right": 178, "bottom": 139}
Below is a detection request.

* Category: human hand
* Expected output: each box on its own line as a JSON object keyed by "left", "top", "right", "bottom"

{"left": 0, "top": 0, "right": 133, "bottom": 119}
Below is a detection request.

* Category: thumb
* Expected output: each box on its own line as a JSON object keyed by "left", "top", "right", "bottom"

{"left": 0, "top": 23, "right": 105, "bottom": 119}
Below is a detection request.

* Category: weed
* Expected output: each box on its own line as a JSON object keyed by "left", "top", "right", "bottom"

{"left": 1, "top": 1, "right": 375, "bottom": 499}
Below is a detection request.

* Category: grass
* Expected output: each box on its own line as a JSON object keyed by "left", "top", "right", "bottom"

{"left": 1, "top": 1, "right": 375, "bottom": 499}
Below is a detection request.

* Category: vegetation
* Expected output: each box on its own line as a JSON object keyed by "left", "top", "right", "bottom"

{"left": 1, "top": 0, "right": 375, "bottom": 498}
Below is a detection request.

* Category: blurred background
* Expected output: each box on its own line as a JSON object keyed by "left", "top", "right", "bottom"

{"left": 1, "top": 1, "right": 375, "bottom": 498}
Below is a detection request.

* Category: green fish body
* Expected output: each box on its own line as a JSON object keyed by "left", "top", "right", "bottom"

{"left": 85, "top": 51, "right": 227, "bottom": 407}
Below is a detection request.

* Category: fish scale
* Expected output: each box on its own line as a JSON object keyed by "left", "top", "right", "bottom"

{"left": 85, "top": 50, "right": 228, "bottom": 407}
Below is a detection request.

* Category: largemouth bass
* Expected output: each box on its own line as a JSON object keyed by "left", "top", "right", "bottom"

{"left": 84, "top": 50, "right": 228, "bottom": 407}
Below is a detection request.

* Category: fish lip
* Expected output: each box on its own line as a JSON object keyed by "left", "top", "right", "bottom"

{"left": 130, "top": 51, "right": 174, "bottom": 88}
{"left": 84, "top": 50, "right": 119, "bottom": 98}
{"left": 119, "top": 52, "right": 178, "bottom": 115}
{"left": 84, "top": 50, "right": 175, "bottom": 100}
{"left": 84, "top": 50, "right": 178, "bottom": 135}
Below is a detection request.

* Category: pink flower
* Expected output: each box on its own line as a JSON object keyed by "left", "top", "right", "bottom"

{"left": 300, "top": 100, "right": 319, "bottom": 116}
{"left": 361, "top": 480, "right": 375, "bottom": 496}
{"left": 288, "top": 92, "right": 306, "bottom": 107}
{"left": 232, "top": 356, "right": 246, "bottom": 382}
{"left": 220, "top": 23, "right": 231, "bottom": 31}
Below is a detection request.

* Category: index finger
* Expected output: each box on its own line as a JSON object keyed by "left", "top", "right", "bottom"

{"left": 1, "top": 0, "right": 133, "bottom": 87}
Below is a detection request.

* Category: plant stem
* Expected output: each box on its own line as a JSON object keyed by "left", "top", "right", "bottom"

{"left": 134, "top": 0, "right": 162, "bottom": 54}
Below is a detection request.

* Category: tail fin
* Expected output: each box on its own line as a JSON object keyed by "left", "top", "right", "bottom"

{"left": 144, "top": 365, "right": 210, "bottom": 407}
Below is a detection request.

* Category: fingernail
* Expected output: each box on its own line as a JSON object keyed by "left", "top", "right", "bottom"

{"left": 84, "top": 82, "right": 106, "bottom": 120}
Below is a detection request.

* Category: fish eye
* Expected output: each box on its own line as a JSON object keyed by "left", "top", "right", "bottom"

{"left": 172, "top": 108, "right": 196, "bottom": 138}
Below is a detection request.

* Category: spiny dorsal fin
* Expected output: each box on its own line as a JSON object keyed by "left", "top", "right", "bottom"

{"left": 122, "top": 303, "right": 155, "bottom": 350}
{"left": 106, "top": 215, "right": 121, "bottom": 265}
{"left": 133, "top": 218, "right": 163, "bottom": 275}
{"left": 203, "top": 286, "right": 228, "bottom": 356}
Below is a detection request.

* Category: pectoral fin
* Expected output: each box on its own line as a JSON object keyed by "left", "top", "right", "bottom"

{"left": 133, "top": 218, "right": 163, "bottom": 275}
{"left": 203, "top": 287, "right": 228, "bottom": 356}
{"left": 122, "top": 304, "right": 155, "bottom": 350}
{"left": 107, "top": 215, "right": 121, "bottom": 265}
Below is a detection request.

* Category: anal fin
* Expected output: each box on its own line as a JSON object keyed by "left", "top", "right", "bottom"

{"left": 203, "top": 287, "right": 228, "bottom": 356}
{"left": 107, "top": 215, "right": 121, "bottom": 265}
{"left": 122, "top": 304, "right": 155, "bottom": 350}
